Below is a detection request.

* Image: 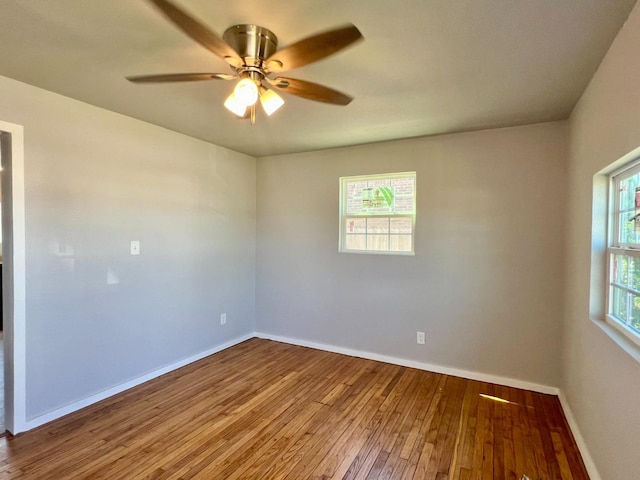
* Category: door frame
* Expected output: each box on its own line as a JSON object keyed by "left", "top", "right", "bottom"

{"left": 0, "top": 120, "right": 26, "bottom": 434}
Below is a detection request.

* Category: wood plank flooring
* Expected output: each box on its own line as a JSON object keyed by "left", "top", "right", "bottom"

{"left": 0, "top": 339, "right": 588, "bottom": 479}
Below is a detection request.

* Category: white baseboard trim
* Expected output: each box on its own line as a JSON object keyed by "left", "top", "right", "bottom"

{"left": 20, "top": 332, "right": 563, "bottom": 433}
{"left": 558, "top": 390, "right": 602, "bottom": 480}
{"left": 21, "top": 330, "right": 599, "bottom": 479}
{"left": 23, "top": 333, "right": 254, "bottom": 431}
{"left": 254, "top": 332, "right": 559, "bottom": 396}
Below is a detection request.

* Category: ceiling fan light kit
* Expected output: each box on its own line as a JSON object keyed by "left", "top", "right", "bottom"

{"left": 127, "top": 0, "right": 363, "bottom": 124}
{"left": 223, "top": 91, "right": 248, "bottom": 117}
{"left": 233, "top": 76, "right": 259, "bottom": 106}
{"left": 259, "top": 86, "right": 285, "bottom": 116}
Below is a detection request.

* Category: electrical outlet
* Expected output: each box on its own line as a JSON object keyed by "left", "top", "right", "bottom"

{"left": 417, "top": 331, "right": 425, "bottom": 345}
{"left": 220, "top": 313, "right": 227, "bottom": 325}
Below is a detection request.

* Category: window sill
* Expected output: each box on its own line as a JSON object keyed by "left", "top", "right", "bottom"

{"left": 591, "top": 316, "right": 640, "bottom": 364}
{"left": 605, "top": 314, "right": 640, "bottom": 347}
{"left": 339, "top": 249, "right": 415, "bottom": 256}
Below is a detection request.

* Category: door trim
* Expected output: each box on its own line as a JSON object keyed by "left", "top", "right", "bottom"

{"left": 0, "top": 120, "right": 26, "bottom": 434}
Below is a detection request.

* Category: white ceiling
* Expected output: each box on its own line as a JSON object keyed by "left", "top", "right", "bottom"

{"left": 0, "top": 0, "right": 636, "bottom": 157}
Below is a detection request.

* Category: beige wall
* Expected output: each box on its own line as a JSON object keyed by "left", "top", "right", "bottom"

{"left": 0, "top": 75, "right": 256, "bottom": 419}
{"left": 1, "top": 5, "right": 637, "bottom": 472}
{"left": 564, "top": 3, "right": 640, "bottom": 479}
{"left": 256, "top": 121, "right": 568, "bottom": 388}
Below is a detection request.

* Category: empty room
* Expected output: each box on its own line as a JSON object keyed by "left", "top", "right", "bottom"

{"left": 0, "top": 0, "right": 639, "bottom": 479}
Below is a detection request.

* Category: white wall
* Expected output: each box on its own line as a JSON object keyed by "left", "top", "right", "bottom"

{"left": 256, "top": 122, "right": 568, "bottom": 388}
{"left": 564, "top": 3, "right": 640, "bottom": 479}
{"left": 0, "top": 75, "right": 256, "bottom": 420}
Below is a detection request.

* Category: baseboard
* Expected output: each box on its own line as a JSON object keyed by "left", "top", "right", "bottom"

{"left": 21, "top": 330, "right": 598, "bottom": 479}
{"left": 23, "top": 333, "right": 254, "bottom": 431}
{"left": 20, "top": 331, "right": 562, "bottom": 433}
{"left": 254, "top": 332, "right": 559, "bottom": 395}
{"left": 558, "top": 391, "right": 602, "bottom": 480}
{"left": 21, "top": 329, "right": 597, "bottom": 480}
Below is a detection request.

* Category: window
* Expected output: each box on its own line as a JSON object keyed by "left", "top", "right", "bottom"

{"left": 339, "top": 172, "right": 416, "bottom": 255}
{"left": 607, "top": 161, "right": 640, "bottom": 346}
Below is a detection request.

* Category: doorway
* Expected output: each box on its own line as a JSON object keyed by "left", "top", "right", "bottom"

{"left": 0, "top": 140, "right": 4, "bottom": 432}
{"left": 0, "top": 121, "right": 26, "bottom": 435}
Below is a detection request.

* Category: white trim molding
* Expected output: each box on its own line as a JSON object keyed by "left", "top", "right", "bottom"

{"left": 254, "top": 332, "right": 559, "bottom": 395}
{"left": 0, "top": 120, "right": 26, "bottom": 435}
{"left": 23, "top": 333, "right": 254, "bottom": 431}
{"left": 18, "top": 329, "right": 602, "bottom": 480}
{"left": 558, "top": 391, "right": 602, "bottom": 480}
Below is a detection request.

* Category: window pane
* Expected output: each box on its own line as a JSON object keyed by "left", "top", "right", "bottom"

{"left": 609, "top": 166, "right": 640, "bottom": 343}
{"left": 393, "top": 195, "right": 414, "bottom": 212}
{"left": 619, "top": 178, "right": 633, "bottom": 212}
{"left": 618, "top": 171, "right": 640, "bottom": 245}
{"left": 612, "top": 287, "right": 628, "bottom": 322}
{"left": 613, "top": 254, "right": 630, "bottom": 286}
{"left": 390, "top": 235, "right": 412, "bottom": 252}
{"left": 632, "top": 295, "right": 640, "bottom": 332}
{"left": 612, "top": 254, "right": 640, "bottom": 291}
{"left": 367, "top": 218, "right": 389, "bottom": 234}
{"left": 346, "top": 182, "right": 368, "bottom": 215}
{"left": 340, "top": 172, "right": 416, "bottom": 255}
{"left": 343, "top": 174, "right": 415, "bottom": 217}
{"left": 619, "top": 172, "right": 640, "bottom": 212}
{"left": 345, "top": 218, "right": 366, "bottom": 234}
{"left": 368, "top": 235, "right": 389, "bottom": 251}
{"left": 629, "top": 256, "right": 640, "bottom": 291}
{"left": 345, "top": 235, "right": 366, "bottom": 251}
{"left": 390, "top": 217, "right": 412, "bottom": 234}
{"left": 619, "top": 213, "right": 640, "bottom": 244}
{"left": 393, "top": 177, "right": 415, "bottom": 195}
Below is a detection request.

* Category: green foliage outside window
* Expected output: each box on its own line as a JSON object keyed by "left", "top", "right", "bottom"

{"left": 611, "top": 169, "right": 640, "bottom": 335}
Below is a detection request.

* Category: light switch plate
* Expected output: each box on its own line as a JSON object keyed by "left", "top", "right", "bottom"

{"left": 130, "top": 240, "right": 140, "bottom": 255}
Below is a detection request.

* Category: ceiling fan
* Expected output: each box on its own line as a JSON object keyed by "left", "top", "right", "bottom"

{"left": 127, "top": 0, "right": 364, "bottom": 124}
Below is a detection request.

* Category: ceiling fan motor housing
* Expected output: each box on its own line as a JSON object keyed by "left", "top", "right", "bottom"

{"left": 223, "top": 24, "right": 278, "bottom": 68}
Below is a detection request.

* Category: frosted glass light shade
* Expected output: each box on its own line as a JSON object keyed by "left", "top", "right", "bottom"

{"left": 234, "top": 78, "right": 259, "bottom": 106}
{"left": 224, "top": 93, "right": 247, "bottom": 117}
{"left": 260, "top": 88, "right": 284, "bottom": 116}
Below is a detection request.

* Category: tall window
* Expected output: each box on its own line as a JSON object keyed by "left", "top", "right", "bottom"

{"left": 339, "top": 172, "right": 416, "bottom": 255}
{"left": 608, "top": 161, "right": 640, "bottom": 345}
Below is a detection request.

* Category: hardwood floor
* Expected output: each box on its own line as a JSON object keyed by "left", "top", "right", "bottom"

{"left": 0, "top": 339, "right": 588, "bottom": 479}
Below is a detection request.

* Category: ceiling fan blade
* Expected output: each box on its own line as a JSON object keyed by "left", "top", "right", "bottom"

{"left": 148, "top": 0, "right": 242, "bottom": 67}
{"left": 265, "top": 24, "right": 363, "bottom": 73}
{"left": 127, "top": 73, "right": 236, "bottom": 83}
{"left": 267, "top": 77, "right": 353, "bottom": 105}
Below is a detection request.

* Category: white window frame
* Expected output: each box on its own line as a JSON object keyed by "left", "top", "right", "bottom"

{"left": 339, "top": 172, "right": 416, "bottom": 255}
{"left": 606, "top": 160, "right": 640, "bottom": 348}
